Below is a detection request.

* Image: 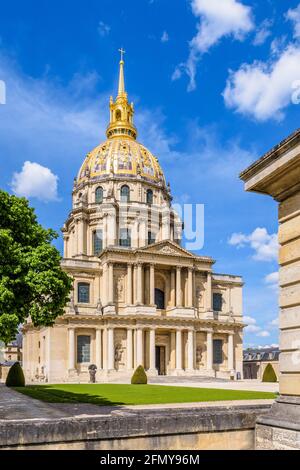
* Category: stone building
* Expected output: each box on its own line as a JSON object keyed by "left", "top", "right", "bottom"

{"left": 243, "top": 347, "right": 279, "bottom": 381}
{"left": 22, "top": 55, "right": 244, "bottom": 383}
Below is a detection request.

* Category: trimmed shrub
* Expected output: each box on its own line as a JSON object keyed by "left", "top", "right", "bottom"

{"left": 262, "top": 363, "right": 277, "bottom": 383}
{"left": 131, "top": 365, "right": 147, "bottom": 384}
{"left": 5, "top": 362, "right": 25, "bottom": 387}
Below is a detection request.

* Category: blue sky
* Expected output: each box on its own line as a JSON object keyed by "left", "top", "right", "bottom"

{"left": 1, "top": 0, "right": 300, "bottom": 347}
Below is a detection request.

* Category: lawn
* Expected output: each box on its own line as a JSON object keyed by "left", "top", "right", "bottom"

{"left": 14, "top": 384, "right": 276, "bottom": 406}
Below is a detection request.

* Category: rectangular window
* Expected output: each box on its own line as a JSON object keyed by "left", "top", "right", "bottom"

{"left": 93, "top": 230, "right": 103, "bottom": 255}
{"left": 77, "top": 335, "right": 90, "bottom": 363}
{"left": 213, "top": 339, "right": 223, "bottom": 364}
{"left": 78, "top": 283, "right": 90, "bottom": 303}
{"left": 213, "top": 292, "right": 223, "bottom": 311}
{"left": 119, "top": 228, "right": 131, "bottom": 247}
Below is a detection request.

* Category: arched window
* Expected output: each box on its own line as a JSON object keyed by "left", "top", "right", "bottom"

{"left": 78, "top": 282, "right": 90, "bottom": 303}
{"left": 95, "top": 186, "right": 103, "bottom": 204}
{"left": 120, "top": 185, "right": 130, "bottom": 202}
{"left": 155, "top": 288, "right": 165, "bottom": 309}
{"left": 116, "top": 109, "right": 122, "bottom": 121}
{"left": 146, "top": 189, "right": 153, "bottom": 204}
{"left": 148, "top": 231, "right": 155, "bottom": 245}
{"left": 93, "top": 230, "right": 103, "bottom": 255}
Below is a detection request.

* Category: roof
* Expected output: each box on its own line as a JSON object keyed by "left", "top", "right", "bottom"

{"left": 243, "top": 347, "right": 280, "bottom": 362}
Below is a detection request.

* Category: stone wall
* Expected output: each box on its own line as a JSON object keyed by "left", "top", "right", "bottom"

{"left": 0, "top": 405, "right": 270, "bottom": 450}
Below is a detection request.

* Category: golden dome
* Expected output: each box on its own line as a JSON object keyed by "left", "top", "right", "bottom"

{"left": 77, "top": 138, "right": 166, "bottom": 185}
{"left": 77, "top": 51, "right": 166, "bottom": 187}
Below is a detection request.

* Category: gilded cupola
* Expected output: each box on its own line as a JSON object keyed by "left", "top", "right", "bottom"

{"left": 76, "top": 51, "right": 167, "bottom": 188}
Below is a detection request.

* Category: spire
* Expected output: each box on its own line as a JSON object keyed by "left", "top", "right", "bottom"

{"left": 118, "top": 48, "right": 126, "bottom": 96}
{"left": 106, "top": 49, "right": 137, "bottom": 140}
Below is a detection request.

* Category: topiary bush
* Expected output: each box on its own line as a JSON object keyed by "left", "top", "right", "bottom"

{"left": 131, "top": 365, "right": 147, "bottom": 384}
{"left": 5, "top": 362, "right": 25, "bottom": 387}
{"left": 262, "top": 363, "right": 277, "bottom": 383}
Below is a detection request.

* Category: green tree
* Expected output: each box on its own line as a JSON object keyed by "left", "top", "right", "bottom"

{"left": 262, "top": 363, "right": 278, "bottom": 383}
{"left": 0, "top": 190, "right": 72, "bottom": 343}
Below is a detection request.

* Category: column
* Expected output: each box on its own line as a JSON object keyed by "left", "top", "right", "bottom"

{"left": 126, "top": 328, "right": 133, "bottom": 370}
{"left": 170, "top": 331, "right": 176, "bottom": 369}
{"left": 228, "top": 332, "right": 234, "bottom": 371}
{"left": 150, "top": 263, "right": 155, "bottom": 305}
{"left": 127, "top": 264, "right": 133, "bottom": 305}
{"left": 68, "top": 328, "right": 75, "bottom": 370}
{"left": 136, "top": 328, "right": 143, "bottom": 366}
{"left": 206, "top": 330, "right": 213, "bottom": 370}
{"left": 63, "top": 236, "right": 69, "bottom": 258}
{"left": 133, "top": 264, "right": 137, "bottom": 304}
{"left": 175, "top": 329, "right": 182, "bottom": 371}
{"left": 137, "top": 263, "right": 143, "bottom": 304}
{"left": 102, "top": 263, "right": 108, "bottom": 305}
{"left": 188, "top": 268, "right": 193, "bottom": 308}
{"left": 149, "top": 329, "right": 156, "bottom": 371}
{"left": 108, "top": 262, "right": 114, "bottom": 304}
{"left": 187, "top": 329, "right": 194, "bottom": 371}
{"left": 170, "top": 269, "right": 176, "bottom": 307}
{"left": 107, "top": 327, "right": 115, "bottom": 371}
{"left": 95, "top": 328, "right": 102, "bottom": 370}
{"left": 176, "top": 266, "right": 182, "bottom": 307}
{"left": 206, "top": 272, "right": 212, "bottom": 310}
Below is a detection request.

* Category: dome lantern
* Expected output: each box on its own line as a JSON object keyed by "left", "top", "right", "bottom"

{"left": 106, "top": 49, "right": 137, "bottom": 140}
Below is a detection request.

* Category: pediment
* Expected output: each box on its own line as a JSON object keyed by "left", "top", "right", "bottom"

{"left": 138, "top": 240, "right": 194, "bottom": 258}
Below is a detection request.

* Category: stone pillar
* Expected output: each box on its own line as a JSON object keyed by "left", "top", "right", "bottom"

{"left": 137, "top": 263, "right": 143, "bottom": 305}
{"left": 187, "top": 329, "right": 194, "bottom": 371}
{"left": 127, "top": 263, "right": 133, "bottom": 305}
{"left": 136, "top": 328, "right": 143, "bottom": 366}
{"left": 187, "top": 268, "right": 193, "bottom": 308}
{"left": 206, "top": 272, "right": 214, "bottom": 319}
{"left": 176, "top": 266, "right": 182, "bottom": 307}
{"left": 126, "top": 328, "right": 133, "bottom": 370}
{"left": 107, "top": 328, "right": 115, "bottom": 371}
{"left": 240, "top": 131, "right": 300, "bottom": 449}
{"left": 133, "top": 264, "right": 137, "bottom": 304}
{"left": 108, "top": 262, "right": 114, "bottom": 304}
{"left": 149, "top": 329, "right": 156, "bottom": 372}
{"left": 63, "top": 235, "right": 69, "bottom": 259}
{"left": 175, "top": 329, "right": 182, "bottom": 371}
{"left": 228, "top": 332, "right": 234, "bottom": 372}
{"left": 68, "top": 328, "right": 75, "bottom": 370}
{"left": 206, "top": 330, "right": 213, "bottom": 371}
{"left": 95, "top": 328, "right": 102, "bottom": 371}
{"left": 170, "top": 269, "right": 176, "bottom": 307}
{"left": 150, "top": 263, "right": 155, "bottom": 306}
{"left": 170, "top": 331, "right": 176, "bottom": 369}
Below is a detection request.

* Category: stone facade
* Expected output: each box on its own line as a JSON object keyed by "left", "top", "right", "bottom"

{"left": 240, "top": 128, "right": 300, "bottom": 449}
{"left": 22, "top": 56, "right": 244, "bottom": 384}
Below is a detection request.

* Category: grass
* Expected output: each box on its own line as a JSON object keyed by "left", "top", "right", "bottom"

{"left": 13, "top": 384, "right": 277, "bottom": 407}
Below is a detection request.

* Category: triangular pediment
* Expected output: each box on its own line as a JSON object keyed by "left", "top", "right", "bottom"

{"left": 137, "top": 240, "right": 194, "bottom": 258}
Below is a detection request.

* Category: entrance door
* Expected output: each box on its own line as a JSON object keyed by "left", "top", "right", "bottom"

{"left": 155, "top": 346, "right": 166, "bottom": 375}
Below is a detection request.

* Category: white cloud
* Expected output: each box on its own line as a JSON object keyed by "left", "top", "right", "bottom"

{"left": 257, "top": 330, "right": 271, "bottom": 338}
{"left": 269, "top": 317, "right": 279, "bottom": 327}
{"left": 173, "top": 0, "right": 254, "bottom": 91}
{"left": 223, "top": 44, "right": 300, "bottom": 121}
{"left": 264, "top": 271, "right": 279, "bottom": 290}
{"left": 286, "top": 4, "right": 300, "bottom": 39}
{"left": 98, "top": 21, "right": 110, "bottom": 37}
{"left": 161, "top": 31, "right": 169, "bottom": 43}
{"left": 229, "top": 227, "right": 278, "bottom": 261}
{"left": 244, "top": 315, "right": 257, "bottom": 325}
{"left": 253, "top": 19, "right": 273, "bottom": 46}
{"left": 11, "top": 161, "right": 59, "bottom": 202}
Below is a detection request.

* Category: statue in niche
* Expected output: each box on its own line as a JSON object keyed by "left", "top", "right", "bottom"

{"left": 114, "top": 343, "right": 125, "bottom": 369}
{"left": 196, "top": 346, "right": 203, "bottom": 367}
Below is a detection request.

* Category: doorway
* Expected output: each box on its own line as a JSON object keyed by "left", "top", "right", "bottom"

{"left": 155, "top": 345, "right": 166, "bottom": 375}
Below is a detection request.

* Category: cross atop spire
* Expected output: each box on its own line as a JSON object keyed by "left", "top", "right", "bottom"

{"left": 118, "top": 47, "right": 126, "bottom": 63}
{"left": 118, "top": 48, "right": 126, "bottom": 96}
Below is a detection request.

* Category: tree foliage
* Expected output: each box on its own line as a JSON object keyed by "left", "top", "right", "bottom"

{"left": 0, "top": 190, "right": 72, "bottom": 343}
{"left": 262, "top": 363, "right": 278, "bottom": 383}
{"left": 131, "top": 365, "right": 148, "bottom": 384}
{"left": 6, "top": 361, "right": 25, "bottom": 387}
